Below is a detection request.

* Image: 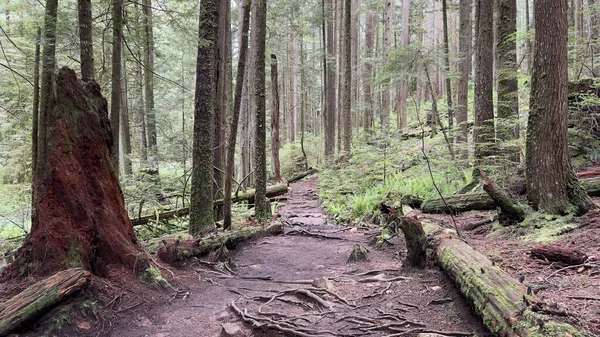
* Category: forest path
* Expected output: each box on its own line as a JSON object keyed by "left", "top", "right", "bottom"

{"left": 111, "top": 176, "right": 490, "bottom": 337}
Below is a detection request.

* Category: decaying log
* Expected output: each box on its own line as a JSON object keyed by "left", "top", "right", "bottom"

{"left": 286, "top": 168, "right": 318, "bottom": 184}
{"left": 580, "top": 176, "right": 600, "bottom": 197}
{"left": 378, "top": 204, "right": 426, "bottom": 269}
{"left": 0, "top": 268, "right": 90, "bottom": 336}
{"left": 423, "top": 221, "right": 585, "bottom": 336}
{"left": 481, "top": 172, "right": 526, "bottom": 225}
{"left": 421, "top": 192, "right": 495, "bottom": 214}
{"left": 530, "top": 244, "right": 588, "bottom": 265}
{"left": 157, "top": 223, "right": 284, "bottom": 264}
{"left": 131, "top": 184, "right": 288, "bottom": 226}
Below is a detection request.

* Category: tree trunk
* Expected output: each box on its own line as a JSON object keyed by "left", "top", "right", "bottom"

{"left": 6, "top": 68, "right": 148, "bottom": 278}
{"left": 497, "top": 0, "right": 519, "bottom": 162}
{"left": 189, "top": 0, "right": 220, "bottom": 236}
{"left": 120, "top": 49, "right": 132, "bottom": 176}
{"left": 223, "top": 0, "right": 250, "bottom": 230}
{"left": 364, "top": 11, "right": 374, "bottom": 132}
{"left": 252, "top": 0, "right": 269, "bottom": 223}
{"left": 473, "top": 0, "right": 495, "bottom": 173}
{"left": 341, "top": 0, "right": 352, "bottom": 153}
{"left": 78, "top": 0, "right": 94, "bottom": 79}
{"left": 31, "top": 27, "right": 41, "bottom": 211}
{"left": 442, "top": 0, "right": 454, "bottom": 129}
{"left": 456, "top": 0, "right": 472, "bottom": 152}
{"left": 530, "top": 244, "right": 587, "bottom": 265}
{"left": 0, "top": 268, "right": 91, "bottom": 336}
{"left": 271, "top": 54, "right": 282, "bottom": 182}
{"left": 382, "top": 0, "right": 394, "bottom": 135}
{"left": 325, "top": 0, "right": 336, "bottom": 156}
{"left": 397, "top": 0, "right": 410, "bottom": 132}
{"left": 481, "top": 171, "right": 526, "bottom": 225}
{"left": 527, "top": 0, "right": 594, "bottom": 215}
{"left": 134, "top": 3, "right": 147, "bottom": 163}
{"left": 110, "top": 0, "right": 123, "bottom": 174}
{"left": 421, "top": 192, "right": 496, "bottom": 214}
{"left": 142, "top": 0, "right": 158, "bottom": 174}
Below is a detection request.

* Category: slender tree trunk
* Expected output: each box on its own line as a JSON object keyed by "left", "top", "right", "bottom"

{"left": 325, "top": 0, "right": 336, "bottom": 156}
{"left": 291, "top": 28, "right": 299, "bottom": 143}
{"left": 398, "top": 0, "right": 410, "bottom": 132}
{"left": 270, "top": 54, "right": 281, "bottom": 181}
{"left": 252, "top": 0, "right": 269, "bottom": 223}
{"left": 473, "top": 0, "right": 495, "bottom": 173}
{"left": 32, "top": 27, "right": 41, "bottom": 211}
{"left": 589, "top": 0, "right": 599, "bottom": 75}
{"left": 78, "top": 0, "right": 94, "bottom": 79}
{"left": 382, "top": 0, "right": 394, "bottom": 135}
{"left": 134, "top": 3, "right": 147, "bottom": 163}
{"left": 497, "top": 0, "right": 519, "bottom": 162}
{"left": 336, "top": 1, "right": 343, "bottom": 152}
{"left": 223, "top": 0, "right": 250, "bottom": 230}
{"left": 526, "top": 0, "right": 594, "bottom": 215}
{"left": 342, "top": 0, "right": 352, "bottom": 153}
{"left": 456, "top": 0, "right": 472, "bottom": 151}
{"left": 120, "top": 49, "right": 132, "bottom": 175}
{"left": 442, "top": 0, "right": 454, "bottom": 128}
{"left": 189, "top": 0, "right": 220, "bottom": 236}
{"left": 110, "top": 0, "right": 123, "bottom": 174}
{"left": 524, "top": 0, "right": 532, "bottom": 74}
{"left": 142, "top": 0, "right": 158, "bottom": 174}
{"left": 364, "top": 11, "right": 374, "bottom": 132}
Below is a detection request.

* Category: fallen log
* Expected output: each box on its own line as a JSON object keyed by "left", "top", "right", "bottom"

{"left": 0, "top": 268, "right": 90, "bottom": 336}
{"left": 157, "top": 223, "right": 283, "bottom": 264}
{"left": 420, "top": 192, "right": 495, "bottom": 214}
{"left": 481, "top": 171, "right": 526, "bottom": 225}
{"left": 131, "top": 184, "right": 288, "bottom": 226}
{"left": 423, "top": 221, "right": 586, "bottom": 337}
{"left": 286, "top": 168, "right": 317, "bottom": 184}
{"left": 580, "top": 176, "right": 600, "bottom": 197}
{"left": 530, "top": 244, "right": 588, "bottom": 265}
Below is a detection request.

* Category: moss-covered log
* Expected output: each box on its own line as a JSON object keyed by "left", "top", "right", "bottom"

{"left": 423, "top": 222, "right": 587, "bottom": 336}
{"left": 421, "top": 192, "right": 495, "bottom": 214}
{"left": 481, "top": 173, "right": 526, "bottom": 225}
{"left": 0, "top": 268, "right": 90, "bottom": 336}
{"left": 530, "top": 244, "right": 588, "bottom": 265}
{"left": 286, "top": 168, "right": 318, "bottom": 184}
{"left": 157, "top": 223, "right": 284, "bottom": 264}
{"left": 131, "top": 184, "right": 288, "bottom": 226}
{"left": 580, "top": 176, "right": 600, "bottom": 197}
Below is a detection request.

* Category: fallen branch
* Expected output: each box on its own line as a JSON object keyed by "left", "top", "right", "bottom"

{"left": 530, "top": 244, "right": 588, "bottom": 265}
{"left": 286, "top": 168, "right": 318, "bottom": 184}
{"left": 481, "top": 170, "right": 526, "bottom": 225}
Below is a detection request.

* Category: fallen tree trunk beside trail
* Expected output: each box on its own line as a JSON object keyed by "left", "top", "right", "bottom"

{"left": 423, "top": 221, "right": 587, "bottom": 337}
{"left": 157, "top": 223, "right": 284, "bottom": 264}
{"left": 286, "top": 168, "right": 318, "bottom": 184}
{"left": 131, "top": 184, "right": 288, "bottom": 226}
{"left": 530, "top": 244, "right": 588, "bottom": 265}
{"left": 0, "top": 268, "right": 90, "bottom": 336}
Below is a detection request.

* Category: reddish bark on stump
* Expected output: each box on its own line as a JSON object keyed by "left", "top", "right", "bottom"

{"left": 2, "top": 67, "right": 147, "bottom": 279}
{"left": 530, "top": 244, "right": 588, "bottom": 265}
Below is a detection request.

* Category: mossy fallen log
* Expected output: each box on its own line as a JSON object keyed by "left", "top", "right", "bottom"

{"left": 481, "top": 172, "right": 526, "bottom": 225}
{"left": 580, "top": 176, "right": 600, "bottom": 197}
{"left": 421, "top": 192, "right": 495, "bottom": 214}
{"left": 131, "top": 184, "right": 288, "bottom": 226}
{"left": 530, "top": 244, "right": 588, "bottom": 265}
{"left": 157, "top": 223, "right": 284, "bottom": 264}
{"left": 286, "top": 168, "right": 318, "bottom": 184}
{"left": 423, "top": 222, "right": 588, "bottom": 337}
{"left": 0, "top": 268, "right": 90, "bottom": 336}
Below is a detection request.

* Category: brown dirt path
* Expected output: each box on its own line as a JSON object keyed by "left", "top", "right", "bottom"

{"left": 83, "top": 176, "right": 490, "bottom": 336}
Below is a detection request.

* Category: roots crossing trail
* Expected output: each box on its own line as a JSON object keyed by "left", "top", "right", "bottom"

{"left": 109, "top": 176, "right": 490, "bottom": 337}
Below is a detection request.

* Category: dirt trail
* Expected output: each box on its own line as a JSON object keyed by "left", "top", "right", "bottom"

{"left": 109, "top": 176, "right": 490, "bottom": 337}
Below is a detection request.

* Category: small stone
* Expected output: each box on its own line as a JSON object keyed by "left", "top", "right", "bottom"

{"left": 217, "top": 311, "right": 231, "bottom": 322}
{"left": 430, "top": 286, "right": 442, "bottom": 292}
{"left": 349, "top": 227, "right": 358, "bottom": 233}
{"left": 312, "top": 277, "right": 334, "bottom": 290}
{"left": 221, "top": 322, "right": 245, "bottom": 337}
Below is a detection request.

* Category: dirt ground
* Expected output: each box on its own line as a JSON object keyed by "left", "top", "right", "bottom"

{"left": 4, "top": 176, "right": 491, "bottom": 337}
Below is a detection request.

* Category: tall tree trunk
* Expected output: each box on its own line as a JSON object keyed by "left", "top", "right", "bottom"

{"left": 442, "top": 0, "right": 454, "bottom": 128}
{"left": 134, "top": 3, "right": 147, "bottom": 163}
{"left": 397, "top": 0, "right": 410, "bottom": 132}
{"left": 270, "top": 54, "right": 281, "bottom": 181}
{"left": 189, "top": 0, "right": 220, "bottom": 236}
{"left": 120, "top": 48, "right": 132, "bottom": 175}
{"left": 456, "top": 0, "right": 472, "bottom": 151}
{"left": 223, "top": 0, "right": 250, "bottom": 230}
{"left": 364, "top": 10, "right": 374, "bottom": 132}
{"left": 382, "top": 0, "right": 394, "bottom": 135}
{"left": 526, "top": 0, "right": 594, "bottom": 215}
{"left": 32, "top": 27, "right": 41, "bottom": 211}
{"left": 291, "top": 28, "right": 299, "bottom": 143}
{"left": 589, "top": 0, "right": 599, "bottom": 75}
{"left": 252, "top": 0, "right": 269, "bottom": 223}
{"left": 341, "top": 0, "right": 352, "bottom": 153}
{"left": 325, "top": 0, "right": 336, "bottom": 156}
{"left": 524, "top": 0, "right": 532, "bottom": 74}
{"left": 497, "top": 0, "right": 519, "bottom": 162}
{"left": 473, "top": 0, "right": 495, "bottom": 174}
{"left": 78, "top": 0, "right": 94, "bottom": 79}
{"left": 110, "top": 0, "right": 123, "bottom": 174}
{"left": 336, "top": 1, "right": 343, "bottom": 152}
{"left": 142, "top": 0, "right": 158, "bottom": 174}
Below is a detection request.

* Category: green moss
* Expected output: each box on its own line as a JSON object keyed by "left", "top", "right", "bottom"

{"left": 515, "top": 310, "right": 591, "bottom": 337}
{"left": 64, "top": 241, "right": 85, "bottom": 268}
{"left": 140, "top": 265, "right": 166, "bottom": 284}
{"left": 520, "top": 212, "right": 577, "bottom": 243}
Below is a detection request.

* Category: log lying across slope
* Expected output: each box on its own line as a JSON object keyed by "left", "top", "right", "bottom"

{"left": 423, "top": 222, "right": 586, "bottom": 336}
{"left": 0, "top": 268, "right": 91, "bottom": 336}
{"left": 131, "top": 184, "right": 288, "bottom": 226}
{"left": 421, "top": 175, "right": 600, "bottom": 214}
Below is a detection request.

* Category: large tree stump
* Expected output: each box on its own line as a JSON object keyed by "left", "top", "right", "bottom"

{"left": 530, "top": 244, "right": 588, "bottom": 265}
{"left": 423, "top": 222, "right": 585, "bottom": 336}
{"left": 378, "top": 203, "right": 426, "bottom": 269}
{"left": 0, "top": 268, "right": 90, "bottom": 336}
{"left": 3, "top": 68, "right": 147, "bottom": 278}
{"left": 421, "top": 192, "right": 495, "bottom": 214}
{"left": 131, "top": 184, "right": 288, "bottom": 227}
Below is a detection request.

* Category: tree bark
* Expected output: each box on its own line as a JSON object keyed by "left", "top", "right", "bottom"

{"left": 133, "top": 3, "right": 147, "bottom": 163}
{"left": 31, "top": 27, "right": 41, "bottom": 211}
{"left": 224, "top": 0, "right": 250, "bottom": 230}
{"left": 364, "top": 11, "right": 374, "bottom": 132}
{"left": 442, "top": 0, "right": 454, "bottom": 129}
{"left": 252, "top": 0, "right": 269, "bottom": 223}
{"left": 325, "top": 0, "right": 336, "bottom": 156}
{"left": 456, "top": 0, "right": 472, "bottom": 151}
{"left": 78, "top": 0, "right": 94, "bottom": 79}
{"left": 110, "top": 0, "right": 123, "bottom": 174}
{"left": 382, "top": 0, "right": 394, "bottom": 135}
{"left": 341, "top": 0, "right": 352, "bottom": 153}
{"left": 189, "top": 0, "right": 220, "bottom": 236}
{"left": 397, "top": 0, "right": 410, "bottom": 132}
{"left": 120, "top": 50, "right": 132, "bottom": 176}
{"left": 421, "top": 192, "right": 496, "bottom": 214}
{"left": 530, "top": 244, "right": 587, "bottom": 265}
{"left": 142, "top": 0, "right": 158, "bottom": 174}
{"left": 481, "top": 171, "right": 526, "bottom": 225}
{"left": 271, "top": 54, "right": 282, "bottom": 182}
{"left": 527, "top": 0, "right": 594, "bottom": 215}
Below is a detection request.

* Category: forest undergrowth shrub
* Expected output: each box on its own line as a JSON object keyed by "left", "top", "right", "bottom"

{"left": 279, "top": 135, "right": 323, "bottom": 178}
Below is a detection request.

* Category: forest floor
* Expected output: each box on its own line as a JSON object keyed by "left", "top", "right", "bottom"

{"left": 6, "top": 175, "right": 490, "bottom": 337}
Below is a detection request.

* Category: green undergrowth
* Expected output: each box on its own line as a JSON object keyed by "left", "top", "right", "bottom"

{"left": 319, "top": 133, "right": 470, "bottom": 224}
{"left": 488, "top": 212, "right": 580, "bottom": 243}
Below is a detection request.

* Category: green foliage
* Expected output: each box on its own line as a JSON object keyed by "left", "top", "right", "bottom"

{"left": 278, "top": 135, "right": 323, "bottom": 178}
